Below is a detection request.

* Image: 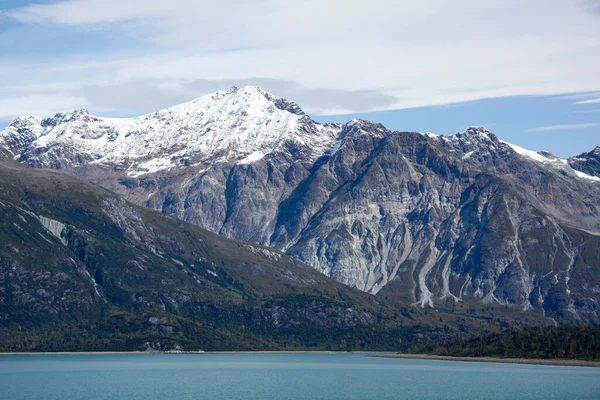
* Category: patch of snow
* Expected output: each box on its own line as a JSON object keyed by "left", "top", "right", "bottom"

{"left": 246, "top": 244, "right": 282, "bottom": 261}
{"left": 37, "top": 232, "right": 54, "bottom": 244}
{"left": 239, "top": 151, "right": 265, "bottom": 164}
{"left": 127, "top": 157, "right": 176, "bottom": 177}
{"left": 501, "top": 140, "right": 600, "bottom": 182}
{"left": 573, "top": 169, "right": 600, "bottom": 182}
{"left": 462, "top": 151, "right": 475, "bottom": 160}
{"left": 206, "top": 269, "right": 218, "bottom": 278}
{"left": 328, "top": 139, "right": 343, "bottom": 156}
{"left": 38, "top": 216, "right": 67, "bottom": 246}
{"left": 500, "top": 141, "right": 549, "bottom": 163}
{"left": 83, "top": 268, "right": 102, "bottom": 297}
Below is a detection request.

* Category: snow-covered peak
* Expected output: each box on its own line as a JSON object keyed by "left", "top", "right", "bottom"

{"left": 8, "top": 115, "right": 42, "bottom": 128}
{"left": 427, "top": 126, "right": 599, "bottom": 182}
{"left": 342, "top": 118, "right": 390, "bottom": 138}
{"left": 446, "top": 126, "right": 496, "bottom": 140}
{"left": 0, "top": 86, "right": 341, "bottom": 176}
{"left": 419, "top": 131, "right": 439, "bottom": 139}
{"left": 1, "top": 116, "right": 44, "bottom": 158}
{"left": 501, "top": 141, "right": 600, "bottom": 182}
{"left": 436, "top": 126, "right": 500, "bottom": 158}
{"left": 2, "top": 89, "right": 599, "bottom": 186}
{"left": 464, "top": 126, "right": 493, "bottom": 135}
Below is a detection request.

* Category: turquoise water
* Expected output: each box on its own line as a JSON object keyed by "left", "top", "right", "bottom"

{"left": 1, "top": 353, "right": 599, "bottom": 400}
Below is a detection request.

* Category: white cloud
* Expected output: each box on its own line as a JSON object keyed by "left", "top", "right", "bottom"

{"left": 528, "top": 123, "right": 600, "bottom": 132}
{"left": 81, "top": 83, "right": 191, "bottom": 115}
{"left": 1, "top": 0, "right": 600, "bottom": 117}
{"left": 185, "top": 79, "right": 398, "bottom": 114}
{"left": 0, "top": 93, "right": 87, "bottom": 120}
{"left": 575, "top": 98, "right": 600, "bottom": 104}
{"left": 554, "top": 91, "right": 600, "bottom": 101}
{"left": 4, "top": 0, "right": 183, "bottom": 25}
{"left": 77, "top": 79, "right": 399, "bottom": 115}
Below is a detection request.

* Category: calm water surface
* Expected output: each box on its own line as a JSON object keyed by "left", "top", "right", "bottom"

{"left": 1, "top": 353, "right": 598, "bottom": 400}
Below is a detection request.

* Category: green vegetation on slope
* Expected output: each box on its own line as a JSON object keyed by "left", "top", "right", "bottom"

{"left": 418, "top": 324, "right": 600, "bottom": 360}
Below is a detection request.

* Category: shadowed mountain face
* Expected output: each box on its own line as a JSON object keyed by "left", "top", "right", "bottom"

{"left": 569, "top": 146, "right": 600, "bottom": 178}
{"left": 1, "top": 86, "right": 599, "bottom": 323}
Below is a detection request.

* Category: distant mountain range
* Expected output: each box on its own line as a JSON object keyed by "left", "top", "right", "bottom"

{"left": 1, "top": 86, "right": 599, "bottom": 326}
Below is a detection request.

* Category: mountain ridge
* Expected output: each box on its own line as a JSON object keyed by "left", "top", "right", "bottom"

{"left": 1, "top": 86, "right": 599, "bottom": 323}
{"left": 2, "top": 87, "right": 597, "bottom": 181}
{"left": 2, "top": 156, "right": 551, "bottom": 352}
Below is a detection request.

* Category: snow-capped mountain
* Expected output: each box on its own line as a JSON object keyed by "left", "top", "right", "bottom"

{"left": 427, "top": 126, "right": 600, "bottom": 182}
{"left": 2, "top": 86, "right": 600, "bottom": 323}
{"left": 2, "top": 90, "right": 596, "bottom": 183}
{"left": 0, "top": 86, "right": 339, "bottom": 177}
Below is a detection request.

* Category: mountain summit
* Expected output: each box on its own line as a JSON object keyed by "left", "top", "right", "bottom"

{"left": 0, "top": 86, "right": 339, "bottom": 177}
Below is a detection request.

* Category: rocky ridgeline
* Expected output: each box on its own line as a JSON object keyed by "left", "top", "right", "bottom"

{"left": 1, "top": 86, "right": 599, "bottom": 323}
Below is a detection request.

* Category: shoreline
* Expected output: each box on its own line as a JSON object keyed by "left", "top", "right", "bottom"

{"left": 0, "top": 351, "right": 598, "bottom": 367}
{"left": 378, "top": 353, "right": 600, "bottom": 368}
{"left": 0, "top": 351, "right": 392, "bottom": 356}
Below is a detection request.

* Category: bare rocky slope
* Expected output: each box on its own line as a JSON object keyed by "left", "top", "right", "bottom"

{"left": 1, "top": 86, "right": 599, "bottom": 323}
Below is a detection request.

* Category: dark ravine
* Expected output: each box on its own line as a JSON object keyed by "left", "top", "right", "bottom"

{"left": 1, "top": 86, "right": 599, "bottom": 324}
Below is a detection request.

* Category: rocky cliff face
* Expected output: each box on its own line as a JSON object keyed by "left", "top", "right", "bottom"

{"left": 569, "top": 146, "right": 600, "bottom": 178}
{"left": 1, "top": 87, "right": 599, "bottom": 323}
{"left": 1, "top": 157, "right": 416, "bottom": 351}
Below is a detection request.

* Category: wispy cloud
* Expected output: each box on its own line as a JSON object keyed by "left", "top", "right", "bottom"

{"left": 554, "top": 91, "right": 600, "bottom": 101}
{"left": 575, "top": 98, "right": 600, "bottom": 105}
{"left": 78, "top": 79, "right": 400, "bottom": 116}
{"left": 528, "top": 123, "right": 600, "bottom": 132}
{"left": 571, "top": 109, "right": 600, "bottom": 114}
{"left": 186, "top": 79, "right": 399, "bottom": 115}
{"left": 0, "top": 93, "right": 87, "bottom": 120}
{"left": 1, "top": 0, "right": 600, "bottom": 117}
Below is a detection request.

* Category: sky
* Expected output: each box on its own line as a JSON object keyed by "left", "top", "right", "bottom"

{"left": 0, "top": 0, "right": 599, "bottom": 158}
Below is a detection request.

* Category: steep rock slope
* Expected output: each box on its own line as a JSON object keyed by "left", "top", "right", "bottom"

{"left": 0, "top": 157, "right": 420, "bottom": 351}
{"left": 1, "top": 88, "right": 599, "bottom": 323}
